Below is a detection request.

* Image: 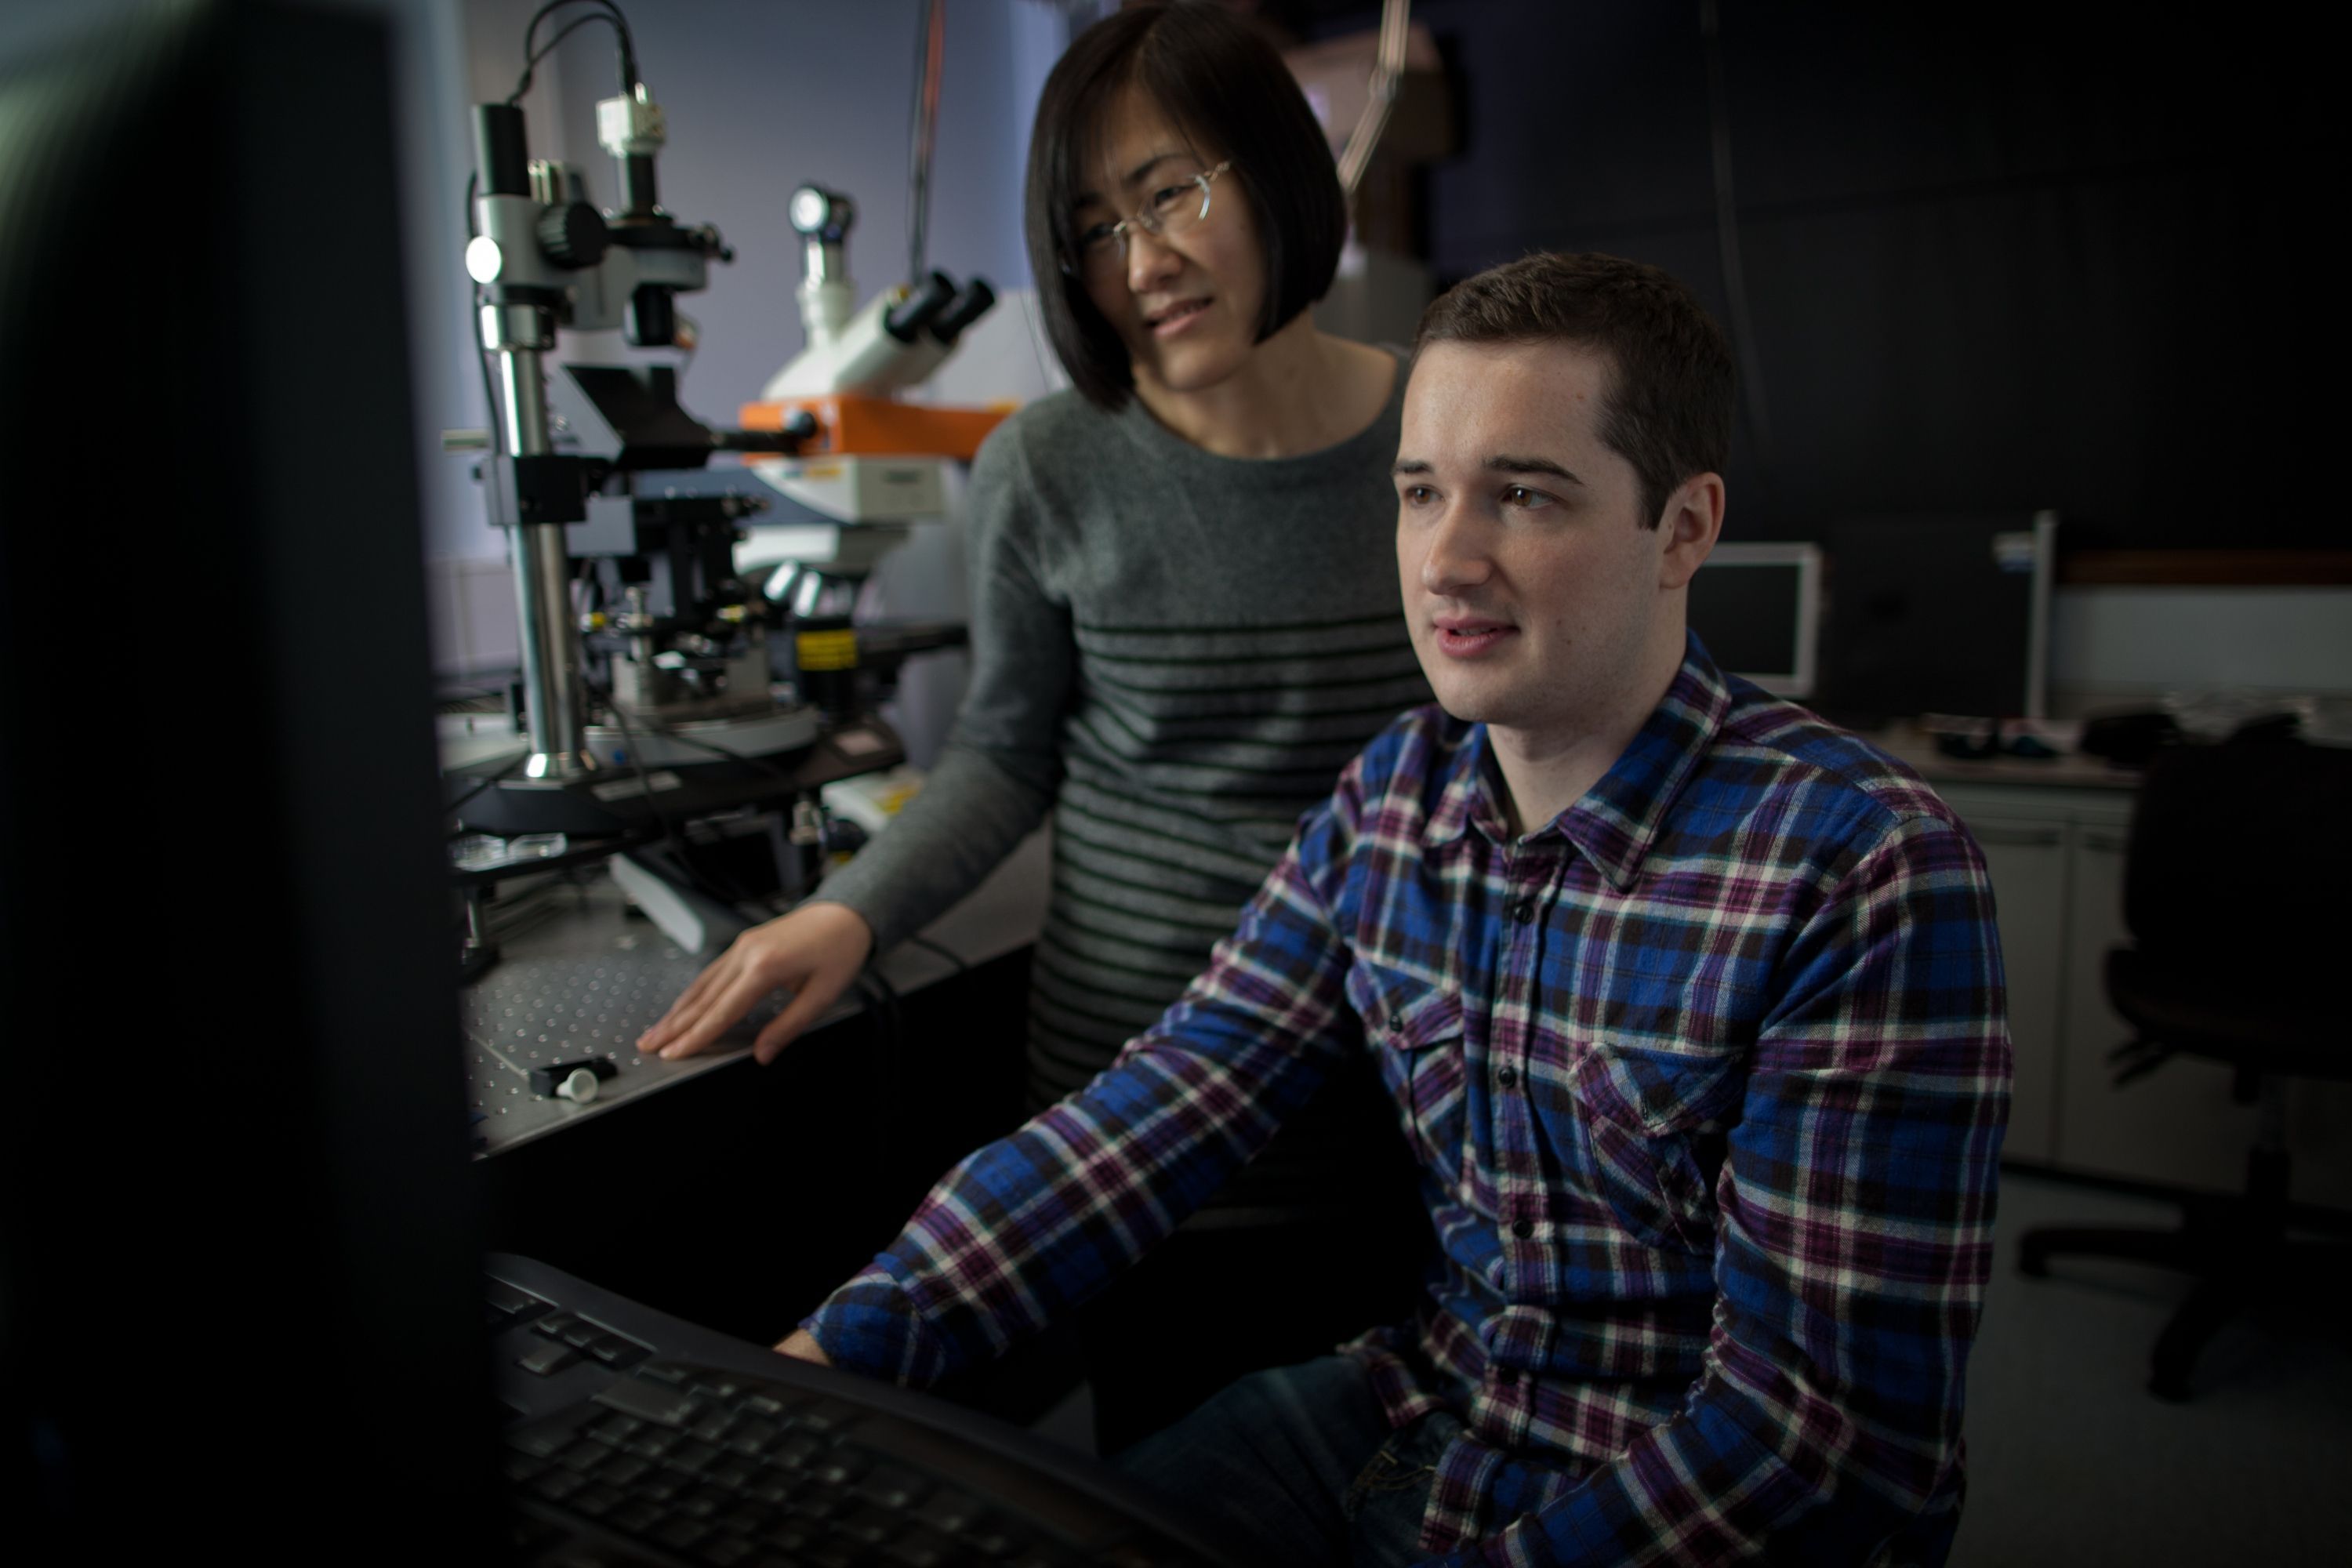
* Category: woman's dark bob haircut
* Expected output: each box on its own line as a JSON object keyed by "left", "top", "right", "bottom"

{"left": 1025, "top": 2, "right": 1348, "bottom": 410}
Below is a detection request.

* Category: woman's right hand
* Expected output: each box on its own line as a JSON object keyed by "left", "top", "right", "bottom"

{"left": 636, "top": 901, "right": 876, "bottom": 1065}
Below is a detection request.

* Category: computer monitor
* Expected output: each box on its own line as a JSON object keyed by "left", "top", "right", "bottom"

{"left": 1687, "top": 543, "right": 1824, "bottom": 699}
{"left": 1816, "top": 511, "right": 2058, "bottom": 727}
{"left": 1, "top": 4, "right": 497, "bottom": 1553}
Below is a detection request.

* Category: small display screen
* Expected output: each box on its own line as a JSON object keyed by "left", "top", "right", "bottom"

{"left": 1690, "top": 563, "right": 1805, "bottom": 684}
{"left": 1688, "top": 544, "right": 1820, "bottom": 698}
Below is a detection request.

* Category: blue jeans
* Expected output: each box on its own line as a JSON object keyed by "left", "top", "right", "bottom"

{"left": 1114, "top": 1355, "right": 1461, "bottom": 1568}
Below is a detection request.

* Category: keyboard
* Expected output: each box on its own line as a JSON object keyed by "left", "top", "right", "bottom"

{"left": 487, "top": 1254, "right": 1247, "bottom": 1568}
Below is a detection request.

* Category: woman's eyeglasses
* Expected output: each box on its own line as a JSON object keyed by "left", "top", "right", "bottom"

{"left": 1064, "top": 161, "right": 1232, "bottom": 278}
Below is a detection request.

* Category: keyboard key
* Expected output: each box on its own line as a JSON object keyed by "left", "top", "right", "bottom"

{"left": 568, "top": 1486, "right": 620, "bottom": 1519}
{"left": 807, "top": 1455, "right": 862, "bottom": 1490}
{"left": 772, "top": 1435, "right": 822, "bottom": 1468}
{"left": 961, "top": 1521, "right": 1022, "bottom": 1558}
{"left": 742, "top": 1392, "right": 791, "bottom": 1418}
{"left": 606, "top": 1500, "right": 662, "bottom": 1536}
{"left": 528, "top": 1467, "right": 586, "bottom": 1503}
{"left": 713, "top": 1503, "right": 774, "bottom": 1537}
{"left": 800, "top": 1537, "right": 860, "bottom": 1568}
{"left": 725, "top": 1417, "right": 783, "bottom": 1456}
{"left": 499, "top": 1452, "right": 546, "bottom": 1485}
{"left": 708, "top": 1457, "right": 756, "bottom": 1491}
{"left": 554, "top": 1437, "right": 608, "bottom": 1472}
{"left": 788, "top": 1487, "right": 847, "bottom": 1522}
{"left": 589, "top": 1332, "right": 646, "bottom": 1366}
{"left": 594, "top": 1452, "right": 652, "bottom": 1487}
{"left": 689, "top": 1374, "right": 748, "bottom": 1400}
{"left": 912, "top": 1491, "right": 982, "bottom": 1534}
{"left": 883, "top": 1526, "right": 959, "bottom": 1567}
{"left": 697, "top": 1537, "right": 757, "bottom": 1567}
{"left": 485, "top": 1280, "right": 546, "bottom": 1318}
{"left": 669, "top": 1437, "right": 722, "bottom": 1474}
{"left": 588, "top": 1412, "right": 644, "bottom": 1445}
{"left": 561, "top": 1321, "right": 605, "bottom": 1349}
{"left": 622, "top": 1430, "right": 679, "bottom": 1461}
{"left": 637, "top": 1468, "right": 690, "bottom": 1504}
{"left": 672, "top": 1490, "right": 720, "bottom": 1520}
{"left": 514, "top": 1339, "right": 581, "bottom": 1376}
{"left": 594, "top": 1375, "right": 702, "bottom": 1428}
{"left": 503, "top": 1416, "right": 584, "bottom": 1458}
{"left": 637, "top": 1359, "right": 695, "bottom": 1385}
{"left": 688, "top": 1410, "right": 740, "bottom": 1445}
{"left": 654, "top": 1516, "right": 712, "bottom": 1552}
{"left": 834, "top": 1504, "right": 898, "bottom": 1545}
{"left": 761, "top": 1520, "right": 815, "bottom": 1552}
{"left": 532, "top": 1312, "right": 581, "bottom": 1340}
{"left": 856, "top": 1464, "right": 927, "bottom": 1510}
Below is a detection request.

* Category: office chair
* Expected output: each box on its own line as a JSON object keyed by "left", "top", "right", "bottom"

{"left": 2016, "top": 728, "right": 2352, "bottom": 1401}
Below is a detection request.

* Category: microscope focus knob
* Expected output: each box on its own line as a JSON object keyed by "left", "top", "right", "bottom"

{"left": 537, "top": 200, "right": 608, "bottom": 269}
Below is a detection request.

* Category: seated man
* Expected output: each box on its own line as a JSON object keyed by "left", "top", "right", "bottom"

{"left": 780, "top": 252, "right": 2012, "bottom": 1566}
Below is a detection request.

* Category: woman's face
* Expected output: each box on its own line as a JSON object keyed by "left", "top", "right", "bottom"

{"left": 1071, "top": 84, "right": 1268, "bottom": 397}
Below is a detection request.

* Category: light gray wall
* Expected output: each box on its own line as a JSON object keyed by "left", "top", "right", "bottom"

{"left": 2050, "top": 586, "right": 2352, "bottom": 710}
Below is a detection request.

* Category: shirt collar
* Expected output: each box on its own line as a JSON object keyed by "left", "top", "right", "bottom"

{"left": 1419, "top": 633, "right": 1733, "bottom": 891}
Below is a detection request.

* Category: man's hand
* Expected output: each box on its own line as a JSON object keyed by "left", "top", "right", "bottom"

{"left": 775, "top": 1328, "right": 831, "bottom": 1365}
{"left": 637, "top": 902, "right": 876, "bottom": 1065}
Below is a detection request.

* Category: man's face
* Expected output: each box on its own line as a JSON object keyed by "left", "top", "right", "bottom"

{"left": 1072, "top": 85, "right": 1266, "bottom": 399}
{"left": 1394, "top": 339, "right": 1700, "bottom": 750}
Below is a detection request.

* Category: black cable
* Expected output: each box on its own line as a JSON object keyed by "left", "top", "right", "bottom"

{"left": 639, "top": 720, "right": 798, "bottom": 784}
{"left": 514, "top": 1, "right": 636, "bottom": 105}
{"left": 445, "top": 750, "right": 527, "bottom": 822}
{"left": 906, "top": 0, "right": 943, "bottom": 285}
{"left": 1700, "top": 0, "right": 1774, "bottom": 479}
{"left": 597, "top": 688, "right": 777, "bottom": 911}
{"left": 853, "top": 965, "right": 907, "bottom": 1171}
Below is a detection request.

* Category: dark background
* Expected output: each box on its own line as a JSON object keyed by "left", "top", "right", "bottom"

{"left": 1279, "top": 0, "right": 2334, "bottom": 553}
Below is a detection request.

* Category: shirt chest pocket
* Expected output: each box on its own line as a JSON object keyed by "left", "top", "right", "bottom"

{"left": 1348, "top": 967, "right": 1467, "bottom": 1175}
{"left": 1564, "top": 1044, "right": 1742, "bottom": 1256}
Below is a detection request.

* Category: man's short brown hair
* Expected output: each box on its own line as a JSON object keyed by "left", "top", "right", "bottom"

{"left": 1415, "top": 252, "right": 1733, "bottom": 530}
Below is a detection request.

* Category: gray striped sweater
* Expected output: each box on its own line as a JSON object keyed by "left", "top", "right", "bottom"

{"left": 817, "top": 365, "right": 1429, "bottom": 1108}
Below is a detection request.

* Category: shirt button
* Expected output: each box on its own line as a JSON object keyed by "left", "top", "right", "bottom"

{"left": 1495, "top": 1065, "right": 1519, "bottom": 1090}
{"left": 1508, "top": 898, "right": 1537, "bottom": 924}
{"left": 1512, "top": 1218, "right": 1534, "bottom": 1239}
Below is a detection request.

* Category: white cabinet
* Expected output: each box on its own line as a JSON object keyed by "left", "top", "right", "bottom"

{"left": 1934, "top": 778, "right": 2352, "bottom": 1206}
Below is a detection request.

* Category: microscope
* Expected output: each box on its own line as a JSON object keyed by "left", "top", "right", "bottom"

{"left": 736, "top": 187, "right": 1005, "bottom": 734}
{"left": 455, "top": 77, "right": 895, "bottom": 851}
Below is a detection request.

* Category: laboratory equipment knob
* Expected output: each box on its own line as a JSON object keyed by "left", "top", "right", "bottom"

{"left": 555, "top": 1067, "right": 601, "bottom": 1105}
{"left": 782, "top": 409, "right": 818, "bottom": 441}
{"left": 788, "top": 184, "right": 854, "bottom": 242}
{"left": 538, "top": 201, "right": 608, "bottom": 269}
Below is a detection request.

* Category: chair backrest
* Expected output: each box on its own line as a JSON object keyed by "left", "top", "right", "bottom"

{"left": 2123, "top": 732, "right": 2352, "bottom": 970}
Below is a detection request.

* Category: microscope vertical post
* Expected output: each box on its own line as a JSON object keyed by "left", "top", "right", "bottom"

{"left": 472, "top": 103, "right": 596, "bottom": 782}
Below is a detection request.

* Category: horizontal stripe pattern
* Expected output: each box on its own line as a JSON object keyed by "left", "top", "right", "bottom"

{"left": 1029, "top": 612, "right": 1427, "bottom": 1097}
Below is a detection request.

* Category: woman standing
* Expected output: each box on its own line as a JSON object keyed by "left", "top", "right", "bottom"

{"left": 640, "top": 0, "right": 1428, "bottom": 1442}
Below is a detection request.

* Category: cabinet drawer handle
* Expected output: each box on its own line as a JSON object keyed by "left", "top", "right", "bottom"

{"left": 1972, "top": 826, "right": 2063, "bottom": 848}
